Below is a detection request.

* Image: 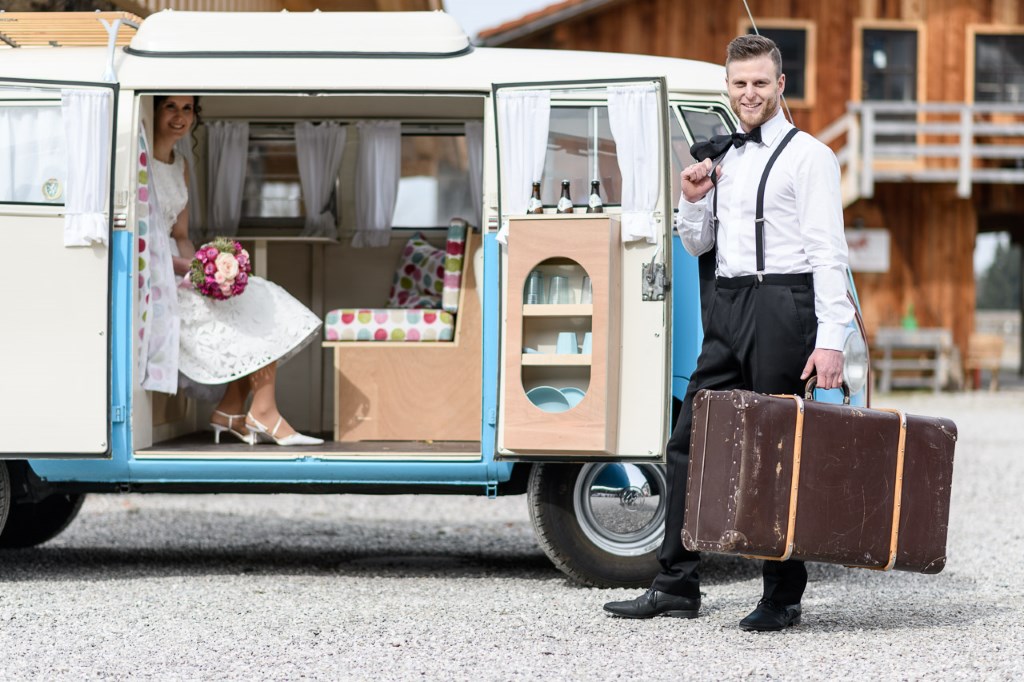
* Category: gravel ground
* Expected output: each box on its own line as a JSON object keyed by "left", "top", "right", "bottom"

{"left": 1, "top": 390, "right": 1022, "bottom": 680}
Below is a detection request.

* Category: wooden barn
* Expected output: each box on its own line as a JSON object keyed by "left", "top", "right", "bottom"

{"left": 479, "top": 0, "right": 1024, "bottom": 379}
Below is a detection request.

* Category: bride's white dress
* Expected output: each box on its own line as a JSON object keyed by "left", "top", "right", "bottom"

{"left": 150, "top": 154, "right": 321, "bottom": 385}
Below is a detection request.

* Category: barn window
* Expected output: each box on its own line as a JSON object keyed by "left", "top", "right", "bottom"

{"left": 741, "top": 20, "right": 815, "bottom": 106}
{"left": 858, "top": 26, "right": 921, "bottom": 148}
{"left": 973, "top": 33, "right": 1024, "bottom": 103}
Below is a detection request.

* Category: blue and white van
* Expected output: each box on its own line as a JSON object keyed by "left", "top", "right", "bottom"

{"left": 0, "top": 11, "right": 869, "bottom": 586}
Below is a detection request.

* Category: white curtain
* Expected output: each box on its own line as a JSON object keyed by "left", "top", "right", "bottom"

{"left": 61, "top": 89, "right": 111, "bottom": 247}
{"left": 608, "top": 84, "right": 660, "bottom": 243}
{"left": 496, "top": 90, "right": 550, "bottom": 245}
{"left": 174, "top": 137, "right": 204, "bottom": 243}
{"left": 0, "top": 106, "right": 65, "bottom": 204}
{"left": 353, "top": 120, "right": 401, "bottom": 248}
{"left": 465, "top": 121, "right": 483, "bottom": 228}
{"left": 295, "top": 121, "right": 347, "bottom": 239}
{"left": 205, "top": 120, "right": 249, "bottom": 237}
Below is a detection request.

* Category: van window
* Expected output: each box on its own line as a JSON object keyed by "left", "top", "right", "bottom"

{"left": 669, "top": 111, "right": 695, "bottom": 208}
{"left": 241, "top": 124, "right": 306, "bottom": 224}
{"left": 678, "top": 106, "right": 731, "bottom": 144}
{"left": 392, "top": 127, "right": 474, "bottom": 229}
{"left": 539, "top": 106, "right": 622, "bottom": 208}
{"left": 0, "top": 95, "right": 67, "bottom": 205}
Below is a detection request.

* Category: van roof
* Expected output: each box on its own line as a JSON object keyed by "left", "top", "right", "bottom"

{"left": 127, "top": 10, "right": 471, "bottom": 58}
{"left": 0, "top": 11, "right": 726, "bottom": 97}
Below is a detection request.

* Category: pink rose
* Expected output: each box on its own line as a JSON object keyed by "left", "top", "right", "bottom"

{"left": 205, "top": 262, "right": 216, "bottom": 275}
{"left": 214, "top": 271, "right": 226, "bottom": 284}
{"left": 205, "top": 246, "right": 219, "bottom": 260}
{"left": 215, "top": 252, "right": 240, "bottom": 279}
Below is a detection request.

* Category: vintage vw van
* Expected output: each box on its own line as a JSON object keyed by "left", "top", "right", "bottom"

{"left": 0, "top": 11, "right": 869, "bottom": 586}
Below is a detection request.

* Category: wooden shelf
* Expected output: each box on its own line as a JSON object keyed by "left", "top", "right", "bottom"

{"left": 522, "top": 304, "right": 593, "bottom": 317}
{"left": 502, "top": 215, "right": 621, "bottom": 455}
{"left": 522, "top": 354, "right": 592, "bottom": 366}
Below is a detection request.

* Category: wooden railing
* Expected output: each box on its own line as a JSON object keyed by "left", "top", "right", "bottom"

{"left": 817, "top": 102, "right": 1024, "bottom": 206}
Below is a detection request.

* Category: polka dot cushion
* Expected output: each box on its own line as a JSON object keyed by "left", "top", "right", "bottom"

{"left": 324, "top": 308, "right": 455, "bottom": 342}
{"left": 386, "top": 232, "right": 445, "bottom": 309}
{"left": 441, "top": 219, "right": 467, "bottom": 314}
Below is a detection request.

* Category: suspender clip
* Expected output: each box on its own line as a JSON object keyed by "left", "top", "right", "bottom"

{"left": 756, "top": 272, "right": 764, "bottom": 284}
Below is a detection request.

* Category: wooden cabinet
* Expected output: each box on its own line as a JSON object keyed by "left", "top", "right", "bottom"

{"left": 502, "top": 215, "right": 621, "bottom": 454}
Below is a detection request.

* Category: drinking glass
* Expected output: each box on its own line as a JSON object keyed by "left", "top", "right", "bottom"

{"left": 580, "top": 276, "right": 593, "bottom": 304}
{"left": 524, "top": 270, "right": 544, "bottom": 304}
{"left": 548, "top": 275, "right": 573, "bottom": 305}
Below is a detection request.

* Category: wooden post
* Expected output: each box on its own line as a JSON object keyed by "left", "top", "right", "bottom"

{"left": 862, "top": 105, "right": 875, "bottom": 199}
{"left": 957, "top": 106, "right": 973, "bottom": 198}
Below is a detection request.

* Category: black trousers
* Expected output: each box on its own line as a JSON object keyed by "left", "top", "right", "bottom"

{"left": 651, "top": 274, "right": 818, "bottom": 605}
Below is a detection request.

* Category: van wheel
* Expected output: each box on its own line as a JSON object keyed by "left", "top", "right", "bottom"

{"left": 0, "top": 464, "right": 10, "bottom": 539}
{"left": 0, "top": 491, "right": 85, "bottom": 549}
{"left": 527, "top": 462, "right": 665, "bottom": 588}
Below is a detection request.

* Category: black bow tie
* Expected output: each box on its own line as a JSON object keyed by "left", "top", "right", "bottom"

{"left": 731, "top": 127, "right": 762, "bottom": 147}
{"left": 689, "top": 127, "right": 763, "bottom": 162}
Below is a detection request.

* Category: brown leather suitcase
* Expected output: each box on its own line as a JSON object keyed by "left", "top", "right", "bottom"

{"left": 682, "top": 388, "right": 957, "bottom": 573}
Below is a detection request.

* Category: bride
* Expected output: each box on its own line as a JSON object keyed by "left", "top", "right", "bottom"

{"left": 148, "top": 95, "right": 323, "bottom": 446}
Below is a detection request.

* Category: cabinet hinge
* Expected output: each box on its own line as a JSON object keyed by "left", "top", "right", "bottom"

{"left": 487, "top": 408, "right": 497, "bottom": 426}
{"left": 112, "top": 405, "right": 127, "bottom": 423}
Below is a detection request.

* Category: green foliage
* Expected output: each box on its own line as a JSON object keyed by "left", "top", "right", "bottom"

{"left": 977, "top": 240, "right": 1022, "bottom": 310}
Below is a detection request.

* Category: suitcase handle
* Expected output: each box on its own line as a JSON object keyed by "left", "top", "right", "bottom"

{"left": 803, "top": 376, "right": 851, "bottom": 404}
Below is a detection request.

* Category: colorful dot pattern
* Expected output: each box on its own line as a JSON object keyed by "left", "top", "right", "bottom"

{"left": 324, "top": 308, "right": 455, "bottom": 342}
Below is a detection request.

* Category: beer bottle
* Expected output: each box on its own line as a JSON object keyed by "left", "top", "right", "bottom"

{"left": 586, "top": 179, "right": 603, "bottom": 213}
{"left": 527, "top": 181, "right": 543, "bottom": 214}
{"left": 556, "top": 179, "right": 574, "bottom": 214}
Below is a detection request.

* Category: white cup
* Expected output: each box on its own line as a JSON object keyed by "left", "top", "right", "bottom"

{"left": 581, "top": 332, "right": 593, "bottom": 355}
{"left": 556, "top": 331, "right": 579, "bottom": 354}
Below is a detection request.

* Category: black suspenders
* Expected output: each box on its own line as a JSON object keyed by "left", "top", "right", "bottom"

{"left": 697, "top": 127, "right": 800, "bottom": 288}
{"left": 755, "top": 127, "right": 800, "bottom": 273}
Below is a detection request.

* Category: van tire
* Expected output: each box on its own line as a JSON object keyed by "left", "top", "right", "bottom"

{"left": 0, "top": 464, "right": 10, "bottom": 539}
{"left": 0, "top": 490, "right": 85, "bottom": 549}
{"left": 527, "top": 462, "right": 663, "bottom": 588}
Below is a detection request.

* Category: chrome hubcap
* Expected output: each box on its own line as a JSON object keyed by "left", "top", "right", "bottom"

{"left": 573, "top": 463, "right": 667, "bottom": 557}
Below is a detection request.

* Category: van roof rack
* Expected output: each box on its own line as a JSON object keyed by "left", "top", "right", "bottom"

{"left": 0, "top": 11, "right": 141, "bottom": 48}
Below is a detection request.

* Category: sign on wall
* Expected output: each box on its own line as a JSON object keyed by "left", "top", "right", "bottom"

{"left": 846, "top": 228, "right": 890, "bottom": 273}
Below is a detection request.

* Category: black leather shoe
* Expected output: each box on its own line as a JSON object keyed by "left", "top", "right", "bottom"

{"left": 739, "top": 599, "right": 802, "bottom": 632}
{"left": 603, "top": 589, "right": 700, "bottom": 619}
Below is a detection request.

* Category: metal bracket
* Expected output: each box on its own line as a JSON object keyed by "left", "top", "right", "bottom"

{"left": 641, "top": 262, "right": 669, "bottom": 301}
{"left": 485, "top": 481, "right": 498, "bottom": 499}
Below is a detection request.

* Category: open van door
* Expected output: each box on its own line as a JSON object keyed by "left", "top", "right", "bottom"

{"left": 0, "top": 80, "right": 116, "bottom": 457}
{"left": 493, "top": 78, "right": 672, "bottom": 462}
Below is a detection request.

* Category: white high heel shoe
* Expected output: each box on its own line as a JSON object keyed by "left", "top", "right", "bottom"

{"left": 245, "top": 413, "right": 324, "bottom": 446}
{"left": 210, "top": 411, "right": 254, "bottom": 445}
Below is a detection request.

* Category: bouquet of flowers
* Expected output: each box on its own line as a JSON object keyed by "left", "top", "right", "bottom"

{"left": 189, "top": 237, "right": 251, "bottom": 300}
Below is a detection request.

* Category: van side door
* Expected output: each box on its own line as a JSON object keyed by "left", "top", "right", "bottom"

{"left": 492, "top": 78, "right": 672, "bottom": 461}
{"left": 0, "top": 80, "right": 117, "bottom": 457}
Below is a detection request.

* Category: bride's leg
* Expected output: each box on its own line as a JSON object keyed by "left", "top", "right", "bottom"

{"left": 211, "top": 377, "right": 250, "bottom": 429}
{"left": 246, "top": 362, "right": 297, "bottom": 439}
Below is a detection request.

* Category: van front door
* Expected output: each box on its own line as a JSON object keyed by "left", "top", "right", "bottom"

{"left": 0, "top": 80, "right": 116, "bottom": 457}
{"left": 493, "top": 78, "right": 672, "bottom": 461}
